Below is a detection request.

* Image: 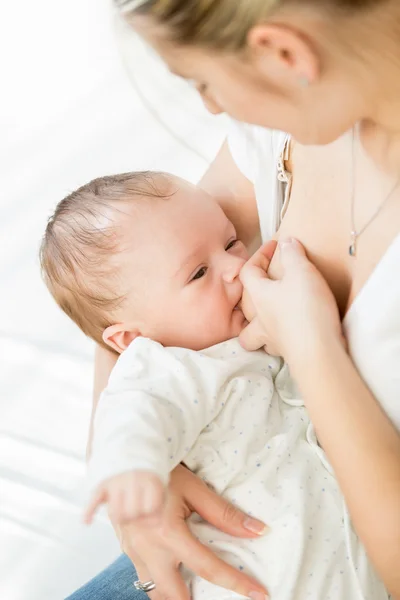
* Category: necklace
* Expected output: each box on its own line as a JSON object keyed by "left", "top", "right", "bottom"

{"left": 349, "top": 129, "right": 400, "bottom": 257}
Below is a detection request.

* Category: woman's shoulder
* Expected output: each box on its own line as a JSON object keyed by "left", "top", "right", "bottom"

{"left": 227, "top": 119, "right": 288, "bottom": 183}
{"left": 227, "top": 119, "right": 290, "bottom": 240}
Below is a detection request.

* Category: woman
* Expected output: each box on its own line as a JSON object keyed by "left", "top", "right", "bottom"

{"left": 69, "top": 1, "right": 400, "bottom": 599}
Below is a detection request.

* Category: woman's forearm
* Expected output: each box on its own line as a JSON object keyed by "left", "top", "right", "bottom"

{"left": 87, "top": 344, "right": 118, "bottom": 460}
{"left": 291, "top": 337, "right": 400, "bottom": 596}
{"left": 199, "top": 140, "right": 261, "bottom": 252}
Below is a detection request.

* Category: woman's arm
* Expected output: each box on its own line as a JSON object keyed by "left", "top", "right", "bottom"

{"left": 293, "top": 335, "right": 400, "bottom": 598}
{"left": 87, "top": 345, "right": 118, "bottom": 459}
{"left": 240, "top": 239, "right": 400, "bottom": 598}
{"left": 199, "top": 139, "right": 261, "bottom": 253}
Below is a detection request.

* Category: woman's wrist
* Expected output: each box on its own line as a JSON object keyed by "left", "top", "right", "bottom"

{"left": 285, "top": 325, "right": 345, "bottom": 380}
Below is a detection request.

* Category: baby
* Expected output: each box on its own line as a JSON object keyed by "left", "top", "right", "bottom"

{"left": 40, "top": 172, "right": 385, "bottom": 600}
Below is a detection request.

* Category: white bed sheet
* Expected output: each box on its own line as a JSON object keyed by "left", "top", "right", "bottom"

{"left": 0, "top": 1, "right": 226, "bottom": 598}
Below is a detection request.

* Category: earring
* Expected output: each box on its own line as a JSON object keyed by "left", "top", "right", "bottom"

{"left": 299, "top": 76, "right": 310, "bottom": 88}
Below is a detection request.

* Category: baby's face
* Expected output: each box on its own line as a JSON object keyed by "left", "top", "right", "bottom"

{"left": 110, "top": 178, "right": 249, "bottom": 352}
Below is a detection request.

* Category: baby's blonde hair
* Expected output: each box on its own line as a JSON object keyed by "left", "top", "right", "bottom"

{"left": 40, "top": 171, "right": 171, "bottom": 348}
{"left": 115, "top": 0, "right": 384, "bottom": 51}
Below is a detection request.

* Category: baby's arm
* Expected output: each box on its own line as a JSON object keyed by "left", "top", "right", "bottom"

{"left": 85, "top": 339, "right": 230, "bottom": 525}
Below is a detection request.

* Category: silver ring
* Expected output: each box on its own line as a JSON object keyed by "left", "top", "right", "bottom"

{"left": 134, "top": 579, "right": 156, "bottom": 593}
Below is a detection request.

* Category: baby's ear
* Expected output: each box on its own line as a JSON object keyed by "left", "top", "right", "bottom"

{"left": 102, "top": 324, "right": 141, "bottom": 354}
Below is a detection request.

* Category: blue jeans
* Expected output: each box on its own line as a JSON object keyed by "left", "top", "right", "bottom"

{"left": 66, "top": 554, "right": 146, "bottom": 600}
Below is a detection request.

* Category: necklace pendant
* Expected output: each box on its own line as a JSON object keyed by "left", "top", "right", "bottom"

{"left": 349, "top": 231, "right": 357, "bottom": 257}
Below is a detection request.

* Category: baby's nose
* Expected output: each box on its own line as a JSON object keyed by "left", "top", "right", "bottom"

{"left": 222, "top": 255, "right": 246, "bottom": 282}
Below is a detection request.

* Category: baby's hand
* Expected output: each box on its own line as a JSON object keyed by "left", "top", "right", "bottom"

{"left": 84, "top": 471, "right": 165, "bottom": 526}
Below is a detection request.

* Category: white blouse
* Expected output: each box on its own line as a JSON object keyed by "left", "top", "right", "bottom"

{"left": 227, "top": 121, "right": 400, "bottom": 431}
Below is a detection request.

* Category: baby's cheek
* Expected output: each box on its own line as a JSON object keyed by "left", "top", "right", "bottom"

{"left": 241, "top": 288, "right": 256, "bottom": 322}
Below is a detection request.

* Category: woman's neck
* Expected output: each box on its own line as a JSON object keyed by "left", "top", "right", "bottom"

{"left": 359, "top": 121, "right": 400, "bottom": 176}
{"left": 360, "top": 85, "right": 400, "bottom": 174}
{"left": 359, "top": 43, "right": 400, "bottom": 173}
{"left": 335, "top": 1, "right": 400, "bottom": 171}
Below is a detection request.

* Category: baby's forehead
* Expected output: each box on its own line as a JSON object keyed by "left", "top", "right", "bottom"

{"left": 118, "top": 177, "right": 206, "bottom": 225}
{"left": 119, "top": 191, "right": 204, "bottom": 242}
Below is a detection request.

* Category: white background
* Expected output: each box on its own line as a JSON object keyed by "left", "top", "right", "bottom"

{"left": 0, "top": 1, "right": 226, "bottom": 598}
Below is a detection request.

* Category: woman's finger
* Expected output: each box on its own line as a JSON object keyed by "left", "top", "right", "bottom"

{"left": 132, "top": 555, "right": 157, "bottom": 599}
{"left": 239, "top": 318, "right": 267, "bottom": 352}
{"left": 187, "top": 477, "right": 267, "bottom": 538}
{"left": 278, "top": 238, "right": 307, "bottom": 271}
{"left": 125, "top": 542, "right": 189, "bottom": 600}
{"left": 240, "top": 263, "right": 273, "bottom": 304}
{"left": 249, "top": 239, "right": 278, "bottom": 271}
{"left": 139, "top": 553, "right": 190, "bottom": 600}
{"left": 171, "top": 521, "right": 268, "bottom": 599}
{"left": 137, "top": 566, "right": 190, "bottom": 600}
{"left": 242, "top": 240, "right": 277, "bottom": 277}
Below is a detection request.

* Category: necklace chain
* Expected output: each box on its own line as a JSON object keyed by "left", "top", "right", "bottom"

{"left": 349, "top": 128, "right": 400, "bottom": 257}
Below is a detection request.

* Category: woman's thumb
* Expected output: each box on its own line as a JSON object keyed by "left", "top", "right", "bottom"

{"left": 279, "top": 238, "right": 307, "bottom": 270}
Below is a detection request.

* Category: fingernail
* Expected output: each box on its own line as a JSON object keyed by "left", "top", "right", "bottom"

{"left": 279, "top": 237, "right": 294, "bottom": 248}
{"left": 244, "top": 517, "right": 268, "bottom": 535}
{"left": 249, "top": 592, "right": 269, "bottom": 600}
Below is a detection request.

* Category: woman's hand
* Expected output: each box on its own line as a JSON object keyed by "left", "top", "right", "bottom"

{"left": 114, "top": 465, "right": 268, "bottom": 600}
{"left": 239, "top": 238, "right": 344, "bottom": 366}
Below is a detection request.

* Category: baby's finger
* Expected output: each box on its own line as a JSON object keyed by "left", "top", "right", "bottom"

{"left": 121, "top": 479, "right": 146, "bottom": 522}
{"left": 109, "top": 487, "right": 129, "bottom": 525}
{"left": 143, "top": 478, "right": 165, "bottom": 516}
{"left": 120, "top": 481, "right": 137, "bottom": 522}
{"left": 83, "top": 487, "right": 107, "bottom": 524}
{"left": 239, "top": 318, "right": 267, "bottom": 352}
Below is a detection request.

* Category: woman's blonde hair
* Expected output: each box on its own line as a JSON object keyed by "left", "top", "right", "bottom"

{"left": 114, "top": 0, "right": 382, "bottom": 51}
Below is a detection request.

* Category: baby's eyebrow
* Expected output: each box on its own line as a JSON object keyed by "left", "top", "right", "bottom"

{"left": 173, "top": 245, "right": 204, "bottom": 278}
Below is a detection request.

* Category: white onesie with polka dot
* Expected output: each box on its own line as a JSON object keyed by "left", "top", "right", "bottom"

{"left": 90, "top": 337, "right": 387, "bottom": 600}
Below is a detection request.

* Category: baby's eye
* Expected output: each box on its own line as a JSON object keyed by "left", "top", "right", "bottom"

{"left": 191, "top": 267, "right": 208, "bottom": 281}
{"left": 225, "top": 239, "right": 238, "bottom": 251}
